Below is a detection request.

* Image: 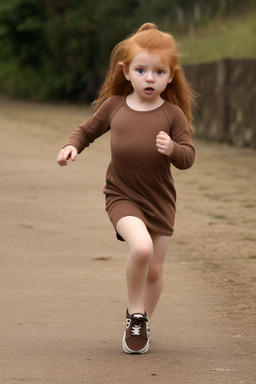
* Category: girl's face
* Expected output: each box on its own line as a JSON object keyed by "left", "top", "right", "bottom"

{"left": 123, "top": 50, "right": 172, "bottom": 103}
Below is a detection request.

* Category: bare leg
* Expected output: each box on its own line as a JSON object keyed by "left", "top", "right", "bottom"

{"left": 116, "top": 216, "right": 153, "bottom": 315}
{"left": 143, "top": 233, "right": 171, "bottom": 319}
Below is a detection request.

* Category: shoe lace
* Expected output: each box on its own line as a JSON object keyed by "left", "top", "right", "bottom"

{"left": 131, "top": 322, "right": 142, "bottom": 336}
{"left": 130, "top": 316, "right": 148, "bottom": 336}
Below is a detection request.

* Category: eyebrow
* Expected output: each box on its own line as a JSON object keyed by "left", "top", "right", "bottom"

{"left": 133, "top": 63, "right": 166, "bottom": 69}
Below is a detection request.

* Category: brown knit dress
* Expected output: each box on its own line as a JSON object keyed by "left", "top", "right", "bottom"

{"left": 64, "top": 95, "right": 195, "bottom": 240}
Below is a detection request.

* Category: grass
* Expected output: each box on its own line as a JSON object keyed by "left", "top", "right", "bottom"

{"left": 212, "top": 214, "right": 227, "bottom": 220}
{"left": 244, "top": 237, "right": 256, "bottom": 242}
{"left": 178, "top": 10, "right": 256, "bottom": 65}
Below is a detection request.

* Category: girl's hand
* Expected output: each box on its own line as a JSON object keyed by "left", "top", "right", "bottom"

{"left": 156, "top": 131, "right": 174, "bottom": 157}
{"left": 57, "top": 145, "right": 78, "bottom": 167}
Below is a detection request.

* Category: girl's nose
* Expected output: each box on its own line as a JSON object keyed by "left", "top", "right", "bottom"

{"left": 146, "top": 71, "right": 155, "bottom": 82}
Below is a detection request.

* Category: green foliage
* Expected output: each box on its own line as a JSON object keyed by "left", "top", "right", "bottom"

{"left": 0, "top": 0, "right": 255, "bottom": 101}
{"left": 179, "top": 11, "right": 256, "bottom": 65}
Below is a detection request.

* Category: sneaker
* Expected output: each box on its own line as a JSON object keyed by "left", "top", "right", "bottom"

{"left": 122, "top": 309, "right": 150, "bottom": 354}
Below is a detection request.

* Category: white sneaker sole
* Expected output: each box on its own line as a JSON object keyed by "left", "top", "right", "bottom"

{"left": 122, "top": 332, "right": 149, "bottom": 354}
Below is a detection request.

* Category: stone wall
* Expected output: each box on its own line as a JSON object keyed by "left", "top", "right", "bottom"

{"left": 184, "top": 59, "right": 256, "bottom": 148}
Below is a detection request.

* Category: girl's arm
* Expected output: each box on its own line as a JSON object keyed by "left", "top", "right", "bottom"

{"left": 164, "top": 107, "right": 195, "bottom": 170}
{"left": 64, "top": 98, "right": 112, "bottom": 154}
{"left": 57, "top": 97, "right": 113, "bottom": 166}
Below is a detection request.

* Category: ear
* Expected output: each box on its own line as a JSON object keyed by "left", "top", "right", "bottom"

{"left": 122, "top": 65, "right": 130, "bottom": 81}
{"left": 168, "top": 76, "right": 173, "bottom": 84}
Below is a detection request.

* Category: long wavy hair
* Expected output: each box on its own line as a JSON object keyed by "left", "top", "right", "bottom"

{"left": 93, "top": 23, "right": 196, "bottom": 133}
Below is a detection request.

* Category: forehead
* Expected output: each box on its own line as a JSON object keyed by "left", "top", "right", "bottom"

{"left": 130, "top": 49, "right": 168, "bottom": 67}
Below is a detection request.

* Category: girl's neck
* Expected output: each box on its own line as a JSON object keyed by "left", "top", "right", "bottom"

{"left": 125, "top": 93, "right": 164, "bottom": 111}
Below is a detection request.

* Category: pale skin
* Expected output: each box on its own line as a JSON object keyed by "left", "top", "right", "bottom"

{"left": 57, "top": 50, "right": 174, "bottom": 319}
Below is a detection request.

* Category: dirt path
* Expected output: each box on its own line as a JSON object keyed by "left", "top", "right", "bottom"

{"left": 0, "top": 97, "right": 255, "bottom": 384}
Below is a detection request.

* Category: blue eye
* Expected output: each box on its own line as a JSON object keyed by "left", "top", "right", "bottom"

{"left": 136, "top": 68, "right": 144, "bottom": 75}
{"left": 156, "top": 69, "right": 164, "bottom": 75}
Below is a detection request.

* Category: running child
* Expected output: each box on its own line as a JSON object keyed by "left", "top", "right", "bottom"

{"left": 57, "top": 22, "right": 195, "bottom": 354}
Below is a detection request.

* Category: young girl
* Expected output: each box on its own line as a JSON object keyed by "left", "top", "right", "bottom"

{"left": 57, "top": 23, "right": 195, "bottom": 354}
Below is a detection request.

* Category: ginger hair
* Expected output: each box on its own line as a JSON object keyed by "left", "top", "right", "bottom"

{"left": 93, "top": 23, "right": 196, "bottom": 133}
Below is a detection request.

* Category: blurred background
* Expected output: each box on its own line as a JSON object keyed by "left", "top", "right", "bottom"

{"left": 0, "top": 0, "right": 255, "bottom": 146}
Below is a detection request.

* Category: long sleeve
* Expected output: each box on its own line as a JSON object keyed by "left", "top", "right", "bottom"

{"left": 64, "top": 99, "right": 112, "bottom": 153}
{"left": 166, "top": 106, "right": 195, "bottom": 170}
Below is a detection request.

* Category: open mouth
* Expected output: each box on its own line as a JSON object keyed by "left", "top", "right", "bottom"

{"left": 144, "top": 87, "right": 154, "bottom": 94}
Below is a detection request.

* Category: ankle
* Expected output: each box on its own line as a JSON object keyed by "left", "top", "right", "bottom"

{"left": 128, "top": 306, "right": 145, "bottom": 316}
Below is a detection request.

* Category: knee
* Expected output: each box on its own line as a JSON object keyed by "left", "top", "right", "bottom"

{"left": 131, "top": 242, "right": 153, "bottom": 265}
{"left": 147, "top": 263, "right": 163, "bottom": 283}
